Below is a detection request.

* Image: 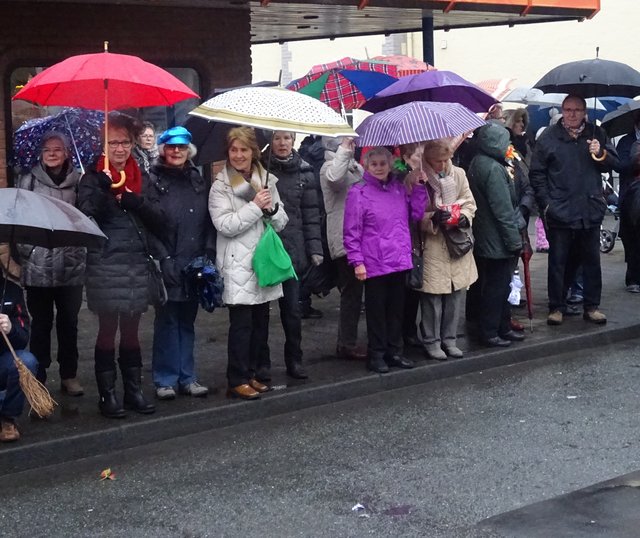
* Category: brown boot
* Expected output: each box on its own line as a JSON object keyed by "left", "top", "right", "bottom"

{"left": 0, "top": 420, "right": 20, "bottom": 442}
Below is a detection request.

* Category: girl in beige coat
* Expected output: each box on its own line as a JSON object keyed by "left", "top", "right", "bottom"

{"left": 419, "top": 140, "right": 478, "bottom": 360}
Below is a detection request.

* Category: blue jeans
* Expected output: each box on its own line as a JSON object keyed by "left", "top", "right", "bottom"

{"left": 0, "top": 350, "right": 38, "bottom": 420}
{"left": 152, "top": 300, "right": 199, "bottom": 388}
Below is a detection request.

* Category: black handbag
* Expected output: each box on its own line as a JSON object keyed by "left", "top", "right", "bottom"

{"left": 442, "top": 226, "right": 474, "bottom": 259}
{"left": 127, "top": 212, "right": 168, "bottom": 307}
{"left": 406, "top": 228, "right": 424, "bottom": 290}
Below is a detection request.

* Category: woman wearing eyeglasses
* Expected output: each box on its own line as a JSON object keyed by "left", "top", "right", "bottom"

{"left": 146, "top": 126, "right": 216, "bottom": 401}
{"left": 78, "top": 112, "right": 165, "bottom": 419}
{"left": 132, "top": 121, "right": 158, "bottom": 174}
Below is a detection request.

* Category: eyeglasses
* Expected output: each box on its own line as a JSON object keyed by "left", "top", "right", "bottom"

{"left": 166, "top": 144, "right": 189, "bottom": 152}
{"left": 107, "top": 140, "right": 133, "bottom": 149}
{"left": 562, "top": 108, "right": 586, "bottom": 114}
{"left": 140, "top": 134, "right": 155, "bottom": 139}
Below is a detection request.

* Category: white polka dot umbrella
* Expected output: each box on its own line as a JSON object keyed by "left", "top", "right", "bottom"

{"left": 188, "top": 86, "right": 357, "bottom": 138}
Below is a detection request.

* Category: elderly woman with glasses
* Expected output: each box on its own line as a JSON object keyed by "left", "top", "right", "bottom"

{"left": 78, "top": 112, "right": 165, "bottom": 419}
{"left": 132, "top": 121, "right": 159, "bottom": 174}
{"left": 146, "top": 127, "right": 216, "bottom": 401}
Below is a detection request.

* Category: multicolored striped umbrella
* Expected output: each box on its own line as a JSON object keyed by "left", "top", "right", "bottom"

{"left": 287, "top": 57, "right": 398, "bottom": 111}
{"left": 355, "top": 101, "right": 485, "bottom": 147}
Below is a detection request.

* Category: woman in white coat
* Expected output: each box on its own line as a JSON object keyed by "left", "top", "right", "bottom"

{"left": 209, "top": 127, "right": 288, "bottom": 400}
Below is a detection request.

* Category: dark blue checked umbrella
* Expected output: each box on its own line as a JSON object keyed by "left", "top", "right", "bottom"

{"left": 12, "top": 107, "right": 104, "bottom": 173}
{"left": 355, "top": 101, "right": 485, "bottom": 147}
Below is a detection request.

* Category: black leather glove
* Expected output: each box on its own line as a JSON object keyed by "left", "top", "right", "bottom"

{"left": 120, "top": 192, "right": 143, "bottom": 211}
{"left": 431, "top": 208, "right": 451, "bottom": 226}
{"left": 458, "top": 214, "right": 469, "bottom": 228}
{"left": 96, "top": 172, "right": 112, "bottom": 190}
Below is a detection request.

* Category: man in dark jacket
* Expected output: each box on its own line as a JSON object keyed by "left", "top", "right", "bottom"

{"left": 467, "top": 123, "right": 523, "bottom": 347}
{"left": 614, "top": 112, "right": 640, "bottom": 203}
{"left": 530, "top": 95, "right": 619, "bottom": 326}
{"left": 0, "top": 272, "right": 38, "bottom": 442}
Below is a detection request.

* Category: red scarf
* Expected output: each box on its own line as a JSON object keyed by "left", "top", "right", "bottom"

{"left": 97, "top": 155, "right": 142, "bottom": 195}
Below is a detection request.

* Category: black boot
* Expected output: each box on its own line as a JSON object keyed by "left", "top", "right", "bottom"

{"left": 95, "top": 370, "right": 126, "bottom": 419}
{"left": 121, "top": 367, "right": 156, "bottom": 414}
{"left": 286, "top": 360, "right": 309, "bottom": 380}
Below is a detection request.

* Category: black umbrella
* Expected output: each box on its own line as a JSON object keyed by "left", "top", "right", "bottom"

{"left": 0, "top": 188, "right": 106, "bottom": 248}
{"left": 601, "top": 100, "right": 640, "bottom": 138}
{"left": 533, "top": 58, "right": 640, "bottom": 99}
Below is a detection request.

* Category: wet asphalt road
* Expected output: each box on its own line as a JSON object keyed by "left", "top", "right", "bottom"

{"left": 2, "top": 338, "right": 640, "bottom": 538}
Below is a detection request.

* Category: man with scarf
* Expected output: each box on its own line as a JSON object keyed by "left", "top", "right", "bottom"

{"left": 530, "top": 95, "right": 619, "bottom": 326}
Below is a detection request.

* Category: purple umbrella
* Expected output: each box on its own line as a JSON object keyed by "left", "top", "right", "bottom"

{"left": 355, "top": 101, "right": 485, "bottom": 147}
{"left": 361, "top": 70, "right": 498, "bottom": 114}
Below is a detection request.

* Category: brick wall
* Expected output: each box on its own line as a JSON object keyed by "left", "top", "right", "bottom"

{"left": 0, "top": 1, "right": 252, "bottom": 186}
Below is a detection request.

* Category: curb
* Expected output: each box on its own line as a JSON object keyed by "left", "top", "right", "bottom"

{"left": 4, "top": 323, "right": 640, "bottom": 476}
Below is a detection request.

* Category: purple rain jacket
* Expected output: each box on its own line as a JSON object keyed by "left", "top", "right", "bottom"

{"left": 343, "top": 171, "right": 428, "bottom": 279}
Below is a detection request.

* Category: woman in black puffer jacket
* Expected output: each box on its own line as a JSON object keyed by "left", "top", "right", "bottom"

{"left": 147, "top": 126, "right": 216, "bottom": 401}
{"left": 262, "top": 131, "right": 323, "bottom": 380}
{"left": 78, "top": 113, "right": 165, "bottom": 419}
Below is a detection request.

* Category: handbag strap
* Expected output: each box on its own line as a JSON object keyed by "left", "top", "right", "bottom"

{"left": 126, "top": 210, "right": 153, "bottom": 260}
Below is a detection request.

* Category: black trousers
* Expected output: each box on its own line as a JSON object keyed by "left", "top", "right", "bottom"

{"left": 278, "top": 278, "right": 302, "bottom": 366}
{"left": 474, "top": 257, "right": 512, "bottom": 341}
{"left": 622, "top": 233, "right": 640, "bottom": 286}
{"left": 227, "top": 302, "right": 270, "bottom": 387}
{"left": 335, "top": 256, "right": 364, "bottom": 349}
{"left": 364, "top": 271, "right": 406, "bottom": 358}
{"left": 26, "top": 285, "right": 83, "bottom": 380}
{"left": 403, "top": 288, "right": 421, "bottom": 340}
{"left": 547, "top": 227, "right": 601, "bottom": 311}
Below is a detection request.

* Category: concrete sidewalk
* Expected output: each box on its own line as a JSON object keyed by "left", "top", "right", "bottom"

{"left": 2, "top": 226, "right": 638, "bottom": 476}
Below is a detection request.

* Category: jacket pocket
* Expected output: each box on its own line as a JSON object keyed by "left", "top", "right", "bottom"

{"left": 587, "top": 194, "right": 607, "bottom": 225}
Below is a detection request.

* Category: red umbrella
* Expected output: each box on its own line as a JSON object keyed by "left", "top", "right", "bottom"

{"left": 13, "top": 42, "right": 199, "bottom": 172}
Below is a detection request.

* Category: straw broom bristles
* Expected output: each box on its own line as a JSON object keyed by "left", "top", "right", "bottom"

{"left": 1, "top": 331, "right": 56, "bottom": 418}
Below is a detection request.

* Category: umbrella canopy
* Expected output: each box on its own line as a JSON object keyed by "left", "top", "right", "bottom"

{"left": 0, "top": 188, "right": 106, "bottom": 249}
{"left": 287, "top": 69, "right": 398, "bottom": 111}
{"left": 362, "top": 70, "right": 498, "bottom": 114}
{"left": 12, "top": 108, "right": 104, "bottom": 173}
{"left": 12, "top": 48, "right": 199, "bottom": 110}
{"left": 533, "top": 58, "right": 640, "bottom": 99}
{"left": 601, "top": 100, "right": 640, "bottom": 138}
{"left": 371, "top": 54, "right": 435, "bottom": 77}
{"left": 355, "top": 101, "right": 485, "bottom": 147}
{"left": 476, "top": 78, "right": 517, "bottom": 101}
{"left": 302, "top": 57, "right": 398, "bottom": 77}
{"left": 188, "top": 87, "right": 357, "bottom": 138}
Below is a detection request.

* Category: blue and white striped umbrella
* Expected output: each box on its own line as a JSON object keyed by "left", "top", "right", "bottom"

{"left": 355, "top": 101, "right": 485, "bottom": 147}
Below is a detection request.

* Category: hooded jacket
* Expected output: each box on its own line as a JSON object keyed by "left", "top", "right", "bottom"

{"left": 468, "top": 123, "right": 523, "bottom": 259}
{"left": 262, "top": 149, "right": 322, "bottom": 275}
{"left": 148, "top": 159, "right": 217, "bottom": 302}
{"left": 320, "top": 142, "right": 364, "bottom": 259}
{"left": 15, "top": 162, "right": 86, "bottom": 287}
{"left": 343, "top": 171, "right": 427, "bottom": 279}
{"left": 209, "top": 163, "right": 288, "bottom": 306}
{"left": 530, "top": 121, "right": 619, "bottom": 229}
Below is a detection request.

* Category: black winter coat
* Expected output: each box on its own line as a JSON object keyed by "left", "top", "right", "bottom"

{"left": 530, "top": 122, "right": 619, "bottom": 229}
{"left": 147, "top": 160, "right": 216, "bottom": 302}
{"left": 263, "top": 149, "right": 323, "bottom": 275}
{"left": 77, "top": 166, "right": 165, "bottom": 314}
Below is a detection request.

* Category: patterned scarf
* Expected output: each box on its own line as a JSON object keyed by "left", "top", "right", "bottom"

{"left": 561, "top": 118, "right": 586, "bottom": 140}
{"left": 423, "top": 159, "right": 458, "bottom": 207}
{"left": 97, "top": 155, "right": 142, "bottom": 195}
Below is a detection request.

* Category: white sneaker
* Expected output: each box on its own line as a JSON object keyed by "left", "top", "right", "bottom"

{"left": 155, "top": 386, "right": 176, "bottom": 400}
{"left": 179, "top": 382, "right": 209, "bottom": 397}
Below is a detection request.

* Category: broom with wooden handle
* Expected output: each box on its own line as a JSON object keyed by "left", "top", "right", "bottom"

{"left": 1, "top": 329, "right": 56, "bottom": 418}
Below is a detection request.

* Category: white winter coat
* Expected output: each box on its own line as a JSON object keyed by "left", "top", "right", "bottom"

{"left": 209, "top": 163, "right": 289, "bottom": 306}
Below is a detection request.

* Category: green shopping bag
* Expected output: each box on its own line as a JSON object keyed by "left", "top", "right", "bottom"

{"left": 253, "top": 221, "right": 298, "bottom": 287}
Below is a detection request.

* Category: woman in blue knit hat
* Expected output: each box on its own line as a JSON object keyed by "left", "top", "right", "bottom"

{"left": 147, "top": 126, "right": 217, "bottom": 400}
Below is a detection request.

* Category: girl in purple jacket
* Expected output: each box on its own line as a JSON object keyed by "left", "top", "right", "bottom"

{"left": 343, "top": 147, "right": 428, "bottom": 373}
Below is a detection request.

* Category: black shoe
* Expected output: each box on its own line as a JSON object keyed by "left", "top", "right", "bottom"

{"left": 385, "top": 354, "right": 414, "bottom": 369}
{"left": 301, "top": 306, "right": 323, "bottom": 319}
{"left": 482, "top": 336, "right": 512, "bottom": 348}
{"left": 121, "top": 367, "right": 156, "bottom": 415}
{"left": 286, "top": 362, "right": 309, "bottom": 380}
{"left": 95, "top": 370, "right": 126, "bottom": 419}
{"left": 499, "top": 330, "right": 525, "bottom": 342}
{"left": 367, "top": 355, "right": 389, "bottom": 374}
{"left": 254, "top": 366, "right": 272, "bottom": 383}
{"left": 403, "top": 335, "right": 423, "bottom": 349}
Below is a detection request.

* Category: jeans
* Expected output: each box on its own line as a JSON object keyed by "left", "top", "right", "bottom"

{"left": 0, "top": 350, "right": 38, "bottom": 420}
{"left": 335, "top": 256, "right": 364, "bottom": 349}
{"left": 26, "top": 285, "right": 83, "bottom": 380}
{"left": 227, "top": 303, "right": 270, "bottom": 387}
{"left": 547, "top": 227, "right": 601, "bottom": 312}
{"left": 278, "top": 278, "right": 303, "bottom": 365}
{"left": 364, "top": 271, "right": 406, "bottom": 358}
{"left": 152, "top": 300, "right": 199, "bottom": 388}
